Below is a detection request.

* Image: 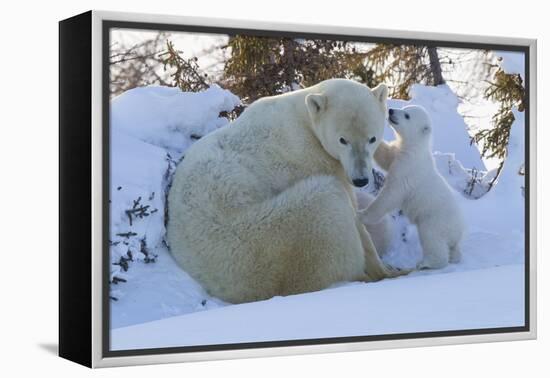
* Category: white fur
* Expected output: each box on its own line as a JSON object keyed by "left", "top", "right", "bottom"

{"left": 360, "top": 105, "right": 465, "bottom": 269}
{"left": 167, "top": 79, "right": 403, "bottom": 304}
{"left": 355, "top": 191, "right": 394, "bottom": 256}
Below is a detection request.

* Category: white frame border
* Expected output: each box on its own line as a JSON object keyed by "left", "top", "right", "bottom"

{"left": 90, "top": 10, "right": 537, "bottom": 368}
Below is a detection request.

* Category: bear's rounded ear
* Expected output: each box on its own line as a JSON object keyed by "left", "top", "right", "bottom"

{"left": 372, "top": 83, "right": 389, "bottom": 105}
{"left": 305, "top": 93, "right": 327, "bottom": 118}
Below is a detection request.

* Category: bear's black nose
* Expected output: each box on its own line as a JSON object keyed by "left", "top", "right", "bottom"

{"left": 352, "top": 178, "right": 369, "bottom": 187}
{"left": 389, "top": 108, "right": 394, "bottom": 115}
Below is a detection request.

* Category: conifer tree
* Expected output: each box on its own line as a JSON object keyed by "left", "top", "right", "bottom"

{"left": 472, "top": 60, "right": 525, "bottom": 186}
{"left": 222, "top": 36, "right": 367, "bottom": 103}
{"left": 364, "top": 44, "right": 445, "bottom": 99}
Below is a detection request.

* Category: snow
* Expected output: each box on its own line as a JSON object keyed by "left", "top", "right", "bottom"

{"left": 109, "top": 83, "right": 525, "bottom": 350}
{"left": 111, "top": 85, "right": 240, "bottom": 153}
{"left": 108, "top": 85, "right": 239, "bottom": 311}
{"left": 383, "top": 84, "right": 494, "bottom": 197}
{"left": 459, "top": 110, "right": 525, "bottom": 235}
{"left": 112, "top": 265, "right": 524, "bottom": 350}
{"left": 386, "top": 84, "right": 486, "bottom": 171}
{"left": 432, "top": 151, "right": 492, "bottom": 198}
{"left": 110, "top": 244, "right": 224, "bottom": 328}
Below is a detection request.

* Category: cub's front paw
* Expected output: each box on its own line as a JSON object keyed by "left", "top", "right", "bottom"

{"left": 416, "top": 257, "right": 448, "bottom": 270}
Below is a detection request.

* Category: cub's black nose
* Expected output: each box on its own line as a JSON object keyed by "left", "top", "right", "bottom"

{"left": 389, "top": 108, "right": 394, "bottom": 115}
{"left": 352, "top": 178, "right": 369, "bottom": 187}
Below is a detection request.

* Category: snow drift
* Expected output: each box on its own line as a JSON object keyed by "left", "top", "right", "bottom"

{"left": 387, "top": 84, "right": 486, "bottom": 171}
{"left": 109, "top": 85, "right": 239, "bottom": 317}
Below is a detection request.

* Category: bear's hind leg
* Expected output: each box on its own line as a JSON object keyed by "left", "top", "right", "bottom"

{"left": 241, "top": 175, "right": 369, "bottom": 299}
{"left": 449, "top": 243, "right": 462, "bottom": 264}
{"left": 417, "top": 222, "right": 450, "bottom": 270}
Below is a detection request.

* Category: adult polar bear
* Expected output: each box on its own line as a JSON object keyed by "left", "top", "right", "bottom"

{"left": 167, "top": 79, "right": 402, "bottom": 304}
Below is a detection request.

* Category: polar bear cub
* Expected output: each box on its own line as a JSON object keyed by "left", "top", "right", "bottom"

{"left": 359, "top": 105, "right": 464, "bottom": 269}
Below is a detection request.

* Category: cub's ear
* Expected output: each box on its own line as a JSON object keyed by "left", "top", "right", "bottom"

{"left": 305, "top": 93, "right": 327, "bottom": 118}
{"left": 372, "top": 83, "right": 389, "bottom": 105}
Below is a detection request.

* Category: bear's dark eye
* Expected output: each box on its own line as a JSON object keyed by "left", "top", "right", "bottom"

{"left": 405, "top": 113, "right": 410, "bottom": 120}
{"left": 369, "top": 136, "right": 377, "bottom": 144}
{"left": 339, "top": 137, "right": 348, "bottom": 145}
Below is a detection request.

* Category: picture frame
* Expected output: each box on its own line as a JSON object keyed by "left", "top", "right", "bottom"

{"left": 59, "top": 10, "right": 537, "bottom": 368}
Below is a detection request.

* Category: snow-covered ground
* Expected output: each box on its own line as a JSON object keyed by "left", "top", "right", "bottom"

{"left": 108, "top": 55, "right": 525, "bottom": 350}
{"left": 112, "top": 265, "right": 523, "bottom": 350}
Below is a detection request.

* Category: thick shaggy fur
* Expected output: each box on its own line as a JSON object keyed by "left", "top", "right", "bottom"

{"left": 167, "top": 79, "right": 403, "bottom": 303}
{"left": 360, "top": 105, "right": 465, "bottom": 269}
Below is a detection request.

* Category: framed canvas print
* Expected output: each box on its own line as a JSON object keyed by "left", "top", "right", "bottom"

{"left": 59, "top": 10, "right": 537, "bottom": 368}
